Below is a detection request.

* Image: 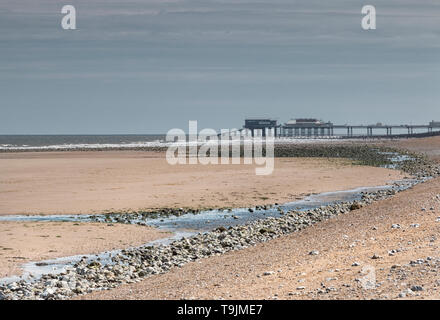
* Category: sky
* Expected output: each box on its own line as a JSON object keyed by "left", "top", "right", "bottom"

{"left": 0, "top": 0, "right": 439, "bottom": 134}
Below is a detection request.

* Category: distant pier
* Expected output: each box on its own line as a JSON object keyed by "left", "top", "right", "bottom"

{"left": 242, "top": 118, "right": 440, "bottom": 138}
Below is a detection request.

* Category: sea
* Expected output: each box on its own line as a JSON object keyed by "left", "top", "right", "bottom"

{"left": 0, "top": 135, "right": 167, "bottom": 151}
{"left": 0, "top": 134, "right": 342, "bottom": 151}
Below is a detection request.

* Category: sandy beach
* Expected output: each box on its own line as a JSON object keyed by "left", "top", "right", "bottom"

{"left": 79, "top": 173, "right": 440, "bottom": 300}
{"left": 0, "top": 222, "right": 171, "bottom": 278}
{"left": 0, "top": 151, "right": 403, "bottom": 215}
{"left": 0, "top": 149, "right": 403, "bottom": 283}
{"left": 78, "top": 137, "right": 440, "bottom": 300}
{"left": 1, "top": 137, "right": 439, "bottom": 300}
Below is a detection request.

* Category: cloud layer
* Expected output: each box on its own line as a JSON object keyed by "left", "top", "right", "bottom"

{"left": 0, "top": 0, "right": 439, "bottom": 133}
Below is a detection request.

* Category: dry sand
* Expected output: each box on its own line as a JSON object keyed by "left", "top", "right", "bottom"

{"left": 0, "top": 221, "right": 171, "bottom": 278}
{"left": 0, "top": 151, "right": 403, "bottom": 215}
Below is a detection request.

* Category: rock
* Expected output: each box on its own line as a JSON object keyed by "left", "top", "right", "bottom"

{"left": 371, "top": 254, "right": 382, "bottom": 259}
{"left": 391, "top": 224, "right": 401, "bottom": 229}
{"left": 398, "top": 288, "right": 415, "bottom": 298}
{"left": 350, "top": 202, "right": 362, "bottom": 210}
{"left": 309, "top": 250, "right": 319, "bottom": 256}
{"left": 87, "top": 261, "right": 101, "bottom": 269}
{"left": 7, "top": 282, "right": 18, "bottom": 291}
{"left": 410, "top": 224, "right": 420, "bottom": 228}
{"left": 410, "top": 285, "right": 423, "bottom": 292}
{"left": 42, "top": 288, "right": 55, "bottom": 297}
{"left": 296, "top": 286, "right": 306, "bottom": 290}
{"left": 57, "top": 281, "right": 70, "bottom": 290}
{"left": 351, "top": 262, "right": 361, "bottom": 267}
{"left": 259, "top": 228, "right": 274, "bottom": 234}
{"left": 263, "top": 271, "right": 274, "bottom": 276}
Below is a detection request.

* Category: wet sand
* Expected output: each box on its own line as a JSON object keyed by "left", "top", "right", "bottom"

{"left": 383, "top": 136, "right": 440, "bottom": 163}
{"left": 0, "top": 221, "right": 171, "bottom": 278}
{"left": 0, "top": 151, "right": 403, "bottom": 215}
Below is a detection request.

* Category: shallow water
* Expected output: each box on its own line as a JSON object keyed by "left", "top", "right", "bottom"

{"left": 0, "top": 230, "right": 195, "bottom": 286}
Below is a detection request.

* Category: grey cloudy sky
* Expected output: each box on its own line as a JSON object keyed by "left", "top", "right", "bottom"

{"left": 0, "top": 0, "right": 439, "bottom": 134}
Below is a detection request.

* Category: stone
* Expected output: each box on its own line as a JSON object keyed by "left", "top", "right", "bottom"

{"left": 43, "top": 288, "right": 55, "bottom": 297}
{"left": 309, "top": 250, "right": 319, "bottom": 256}
{"left": 410, "top": 285, "right": 423, "bottom": 292}
{"left": 400, "top": 288, "right": 415, "bottom": 298}
{"left": 350, "top": 202, "right": 362, "bottom": 210}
